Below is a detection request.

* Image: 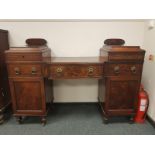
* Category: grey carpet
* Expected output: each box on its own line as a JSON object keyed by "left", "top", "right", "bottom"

{"left": 0, "top": 103, "right": 154, "bottom": 135}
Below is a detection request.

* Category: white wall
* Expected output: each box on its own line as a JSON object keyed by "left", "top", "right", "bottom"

{"left": 142, "top": 20, "right": 155, "bottom": 121}
{"left": 0, "top": 20, "right": 145, "bottom": 102}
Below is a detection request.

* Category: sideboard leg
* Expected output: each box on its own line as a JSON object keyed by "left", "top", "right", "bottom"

{"left": 129, "top": 115, "right": 135, "bottom": 124}
{"left": 16, "top": 116, "right": 22, "bottom": 124}
{"left": 41, "top": 116, "right": 46, "bottom": 126}
{"left": 103, "top": 116, "right": 109, "bottom": 124}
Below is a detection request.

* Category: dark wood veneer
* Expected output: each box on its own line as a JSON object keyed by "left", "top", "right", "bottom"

{"left": 5, "top": 40, "right": 145, "bottom": 124}
{"left": 9, "top": 77, "right": 46, "bottom": 115}
{"left": 7, "top": 63, "right": 43, "bottom": 77}
{"left": 49, "top": 64, "right": 103, "bottom": 79}
{"left": 6, "top": 47, "right": 53, "bottom": 125}
{"left": 99, "top": 45, "right": 145, "bottom": 123}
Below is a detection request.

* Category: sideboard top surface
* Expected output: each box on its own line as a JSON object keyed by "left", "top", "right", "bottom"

{"left": 43, "top": 57, "right": 107, "bottom": 64}
{"left": 5, "top": 46, "right": 49, "bottom": 53}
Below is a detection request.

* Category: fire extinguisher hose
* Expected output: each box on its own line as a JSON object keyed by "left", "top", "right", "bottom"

{"left": 142, "top": 90, "right": 149, "bottom": 119}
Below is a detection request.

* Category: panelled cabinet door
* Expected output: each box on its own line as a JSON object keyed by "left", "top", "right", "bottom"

{"left": 9, "top": 77, "right": 46, "bottom": 115}
{"left": 105, "top": 76, "right": 140, "bottom": 115}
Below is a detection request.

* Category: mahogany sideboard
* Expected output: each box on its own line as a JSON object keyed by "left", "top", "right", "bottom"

{"left": 5, "top": 44, "right": 145, "bottom": 125}
{"left": 0, "top": 29, "right": 11, "bottom": 124}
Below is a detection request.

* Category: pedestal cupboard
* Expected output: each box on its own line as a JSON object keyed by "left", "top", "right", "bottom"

{"left": 5, "top": 47, "right": 53, "bottom": 125}
{"left": 99, "top": 46, "right": 145, "bottom": 123}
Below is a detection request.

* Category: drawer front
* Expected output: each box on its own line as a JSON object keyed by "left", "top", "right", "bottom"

{"left": 5, "top": 53, "right": 42, "bottom": 61}
{"left": 104, "top": 63, "right": 143, "bottom": 76}
{"left": 49, "top": 64, "right": 103, "bottom": 79}
{"left": 108, "top": 52, "right": 145, "bottom": 62}
{"left": 7, "top": 63, "right": 42, "bottom": 77}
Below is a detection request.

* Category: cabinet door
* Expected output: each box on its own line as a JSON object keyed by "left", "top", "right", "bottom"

{"left": 105, "top": 76, "right": 140, "bottom": 115}
{"left": 9, "top": 77, "right": 46, "bottom": 116}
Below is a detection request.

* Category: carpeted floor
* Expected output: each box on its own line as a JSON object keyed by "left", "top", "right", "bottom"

{"left": 0, "top": 103, "right": 154, "bottom": 135}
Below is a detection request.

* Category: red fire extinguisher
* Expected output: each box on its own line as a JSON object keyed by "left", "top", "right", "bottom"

{"left": 134, "top": 85, "right": 149, "bottom": 123}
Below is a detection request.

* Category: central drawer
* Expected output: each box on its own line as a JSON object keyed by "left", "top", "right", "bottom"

{"left": 48, "top": 64, "right": 103, "bottom": 79}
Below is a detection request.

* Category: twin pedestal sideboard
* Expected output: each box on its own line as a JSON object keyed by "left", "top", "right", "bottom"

{"left": 4, "top": 43, "right": 145, "bottom": 125}
{"left": 0, "top": 29, "right": 146, "bottom": 125}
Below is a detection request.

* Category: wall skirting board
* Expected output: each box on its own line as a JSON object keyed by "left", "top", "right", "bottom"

{"left": 146, "top": 115, "right": 155, "bottom": 128}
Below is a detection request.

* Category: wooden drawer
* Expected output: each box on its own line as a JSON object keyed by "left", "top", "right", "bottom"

{"left": 104, "top": 63, "right": 143, "bottom": 76}
{"left": 7, "top": 63, "right": 42, "bottom": 77}
{"left": 108, "top": 52, "right": 145, "bottom": 62}
{"left": 49, "top": 64, "right": 103, "bottom": 79}
{"left": 5, "top": 53, "right": 42, "bottom": 61}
